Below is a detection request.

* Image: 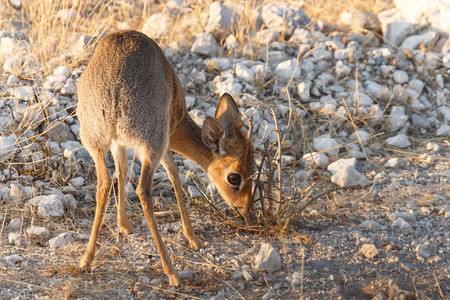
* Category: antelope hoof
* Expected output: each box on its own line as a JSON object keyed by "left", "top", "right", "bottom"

{"left": 168, "top": 272, "right": 181, "bottom": 287}
{"left": 189, "top": 236, "right": 202, "bottom": 251}
{"left": 118, "top": 220, "right": 132, "bottom": 234}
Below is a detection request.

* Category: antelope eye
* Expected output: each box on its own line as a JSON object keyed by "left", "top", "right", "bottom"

{"left": 227, "top": 174, "right": 241, "bottom": 186}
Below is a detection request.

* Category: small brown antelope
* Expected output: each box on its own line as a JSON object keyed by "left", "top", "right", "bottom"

{"left": 76, "top": 30, "right": 254, "bottom": 286}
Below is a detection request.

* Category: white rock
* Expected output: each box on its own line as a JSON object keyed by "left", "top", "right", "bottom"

{"left": 70, "top": 176, "right": 84, "bottom": 187}
{"left": 408, "top": 79, "right": 424, "bottom": 95}
{"left": 384, "top": 158, "right": 408, "bottom": 168}
{"left": 27, "top": 194, "right": 65, "bottom": 218}
{"left": 360, "top": 244, "right": 379, "bottom": 259}
{"left": 187, "top": 186, "right": 203, "bottom": 198}
{"left": 335, "top": 60, "right": 352, "bottom": 77}
{"left": 60, "top": 80, "right": 77, "bottom": 96}
{"left": 411, "top": 114, "right": 431, "bottom": 128}
{"left": 365, "top": 80, "right": 392, "bottom": 99}
{"left": 387, "top": 106, "right": 408, "bottom": 132}
{"left": 275, "top": 59, "right": 301, "bottom": 82}
{"left": 426, "top": 141, "right": 440, "bottom": 152}
{"left": 388, "top": 212, "right": 417, "bottom": 225}
{"left": 179, "top": 269, "right": 194, "bottom": 281}
{"left": 141, "top": 13, "right": 169, "bottom": 38}
{"left": 302, "top": 152, "right": 329, "bottom": 168}
{"left": 8, "top": 218, "right": 21, "bottom": 230}
{"left": 191, "top": 33, "right": 218, "bottom": 57}
{"left": 386, "top": 134, "right": 411, "bottom": 148}
{"left": 49, "top": 232, "right": 73, "bottom": 248}
{"left": 9, "top": 0, "right": 22, "bottom": 9}
{"left": 206, "top": 2, "right": 239, "bottom": 39}
{"left": 8, "top": 232, "right": 21, "bottom": 245}
{"left": 349, "top": 129, "right": 370, "bottom": 145}
{"left": 313, "top": 134, "right": 340, "bottom": 155}
{"left": 331, "top": 166, "right": 370, "bottom": 187}
{"left": 26, "top": 226, "right": 50, "bottom": 239}
{"left": 224, "top": 34, "right": 238, "bottom": 51}
{"left": 235, "top": 63, "right": 255, "bottom": 83}
{"left": 392, "top": 217, "right": 412, "bottom": 233}
{"left": 439, "top": 106, "right": 450, "bottom": 121}
{"left": 7, "top": 74, "right": 20, "bottom": 84}
{"left": 381, "top": 19, "right": 420, "bottom": 46}
{"left": 210, "top": 58, "right": 231, "bottom": 71}
{"left": 297, "top": 81, "right": 310, "bottom": 101}
{"left": 327, "top": 158, "right": 357, "bottom": 175}
{"left": 400, "top": 31, "right": 439, "bottom": 50}
{"left": 255, "top": 243, "right": 282, "bottom": 272}
{"left": 14, "top": 86, "right": 34, "bottom": 100}
{"left": 359, "top": 220, "right": 383, "bottom": 230}
{"left": 367, "top": 105, "right": 385, "bottom": 126}
{"left": 255, "top": 28, "right": 280, "bottom": 45}
{"left": 213, "top": 73, "right": 242, "bottom": 99}
{"left": 436, "top": 124, "right": 450, "bottom": 136}
{"left": 0, "top": 134, "right": 18, "bottom": 162}
{"left": 261, "top": 4, "right": 311, "bottom": 37}
{"left": 392, "top": 70, "right": 409, "bottom": 84}
{"left": 52, "top": 66, "right": 72, "bottom": 79}
{"left": 63, "top": 194, "right": 77, "bottom": 211}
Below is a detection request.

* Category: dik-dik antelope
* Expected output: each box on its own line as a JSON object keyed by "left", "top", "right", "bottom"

{"left": 77, "top": 30, "right": 254, "bottom": 286}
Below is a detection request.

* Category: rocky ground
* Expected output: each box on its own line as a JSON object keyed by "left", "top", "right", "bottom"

{"left": 0, "top": 0, "right": 449, "bottom": 299}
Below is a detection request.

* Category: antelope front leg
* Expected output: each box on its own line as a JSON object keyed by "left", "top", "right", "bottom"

{"left": 80, "top": 149, "right": 110, "bottom": 270}
{"left": 162, "top": 152, "right": 202, "bottom": 250}
{"left": 137, "top": 158, "right": 180, "bottom": 287}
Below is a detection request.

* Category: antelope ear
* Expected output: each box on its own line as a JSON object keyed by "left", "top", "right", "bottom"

{"left": 215, "top": 93, "right": 240, "bottom": 135}
{"left": 202, "top": 116, "right": 225, "bottom": 154}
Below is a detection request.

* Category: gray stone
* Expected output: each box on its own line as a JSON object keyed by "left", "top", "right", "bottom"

{"left": 360, "top": 244, "right": 379, "bottom": 259}
{"left": 436, "top": 124, "right": 450, "bottom": 136}
{"left": 14, "top": 86, "right": 34, "bottom": 100}
{"left": 392, "top": 70, "right": 409, "bottom": 84}
{"left": 191, "top": 33, "right": 218, "bottom": 57}
{"left": 206, "top": 2, "right": 239, "bottom": 40}
{"left": 235, "top": 63, "right": 254, "bottom": 83}
{"left": 261, "top": 4, "right": 311, "bottom": 37}
{"left": 386, "top": 134, "right": 411, "bottom": 148}
{"left": 297, "top": 81, "right": 311, "bottom": 101}
{"left": 49, "top": 232, "right": 73, "bottom": 248}
{"left": 27, "top": 194, "right": 65, "bottom": 218}
{"left": 411, "top": 114, "right": 431, "bottom": 128}
{"left": 391, "top": 217, "right": 412, "bottom": 232}
{"left": 0, "top": 135, "right": 18, "bottom": 162}
{"left": 52, "top": 66, "right": 72, "bottom": 79}
{"left": 327, "top": 158, "right": 357, "bottom": 175}
{"left": 275, "top": 59, "right": 301, "bottom": 82}
{"left": 60, "top": 80, "right": 77, "bottom": 96}
{"left": 179, "top": 269, "right": 193, "bottom": 281}
{"left": 141, "top": 13, "right": 169, "bottom": 38}
{"left": 388, "top": 106, "right": 408, "bottom": 132}
{"left": 359, "top": 220, "right": 383, "bottom": 230}
{"left": 255, "top": 243, "right": 282, "bottom": 272}
{"left": 9, "top": 0, "right": 22, "bottom": 9}
{"left": 70, "top": 176, "right": 84, "bottom": 187}
{"left": 400, "top": 32, "right": 439, "bottom": 50}
{"left": 26, "top": 226, "right": 50, "bottom": 239}
{"left": 8, "top": 232, "right": 21, "bottom": 245}
{"left": 313, "top": 134, "right": 340, "bottom": 155}
{"left": 349, "top": 129, "right": 371, "bottom": 145}
{"left": 8, "top": 218, "right": 21, "bottom": 230}
{"left": 389, "top": 212, "right": 417, "bottom": 225}
{"left": 302, "top": 152, "right": 329, "bottom": 168}
{"left": 331, "top": 166, "right": 370, "bottom": 187}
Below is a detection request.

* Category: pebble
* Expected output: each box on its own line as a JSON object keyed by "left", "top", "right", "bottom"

{"left": 387, "top": 106, "right": 408, "bottom": 132}
{"left": 27, "top": 194, "right": 65, "bottom": 218}
{"left": 313, "top": 134, "right": 340, "bottom": 155}
{"left": 179, "top": 270, "right": 193, "bottom": 281}
{"left": 141, "top": 13, "right": 169, "bottom": 38}
{"left": 392, "top": 70, "right": 409, "bottom": 84}
{"left": 70, "top": 176, "right": 85, "bottom": 187}
{"left": 191, "top": 33, "right": 218, "bottom": 57}
{"left": 255, "top": 243, "right": 282, "bottom": 272}
{"left": 302, "top": 152, "right": 329, "bottom": 168}
{"left": 14, "top": 86, "right": 34, "bottom": 100}
{"left": 331, "top": 166, "right": 370, "bottom": 187}
{"left": 26, "top": 226, "right": 50, "bottom": 239}
{"left": 388, "top": 212, "right": 417, "bottom": 225}
{"left": 49, "top": 232, "right": 73, "bottom": 248}
{"left": 392, "top": 218, "right": 413, "bottom": 233}
{"left": 327, "top": 158, "right": 357, "bottom": 175}
{"left": 8, "top": 218, "right": 22, "bottom": 230}
{"left": 386, "top": 134, "right": 411, "bottom": 148}
{"left": 360, "top": 244, "right": 379, "bottom": 259}
{"left": 359, "top": 220, "right": 383, "bottom": 230}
